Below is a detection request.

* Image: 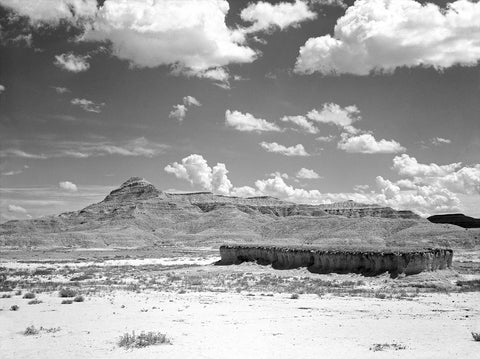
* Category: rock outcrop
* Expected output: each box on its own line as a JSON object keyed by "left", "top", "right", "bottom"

{"left": 217, "top": 245, "right": 453, "bottom": 277}
{"left": 1, "top": 177, "right": 477, "bottom": 249}
{"left": 428, "top": 214, "right": 480, "bottom": 228}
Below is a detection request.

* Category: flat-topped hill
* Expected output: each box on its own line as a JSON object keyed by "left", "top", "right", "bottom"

{"left": 0, "top": 177, "right": 477, "bottom": 249}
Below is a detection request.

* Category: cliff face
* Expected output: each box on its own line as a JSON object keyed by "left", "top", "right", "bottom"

{"left": 218, "top": 245, "right": 453, "bottom": 278}
{"left": 1, "top": 177, "right": 476, "bottom": 249}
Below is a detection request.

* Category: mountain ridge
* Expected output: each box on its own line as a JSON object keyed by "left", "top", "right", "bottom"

{"left": 1, "top": 177, "right": 477, "bottom": 249}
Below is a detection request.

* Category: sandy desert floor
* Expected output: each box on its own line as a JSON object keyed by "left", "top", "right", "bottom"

{"left": 1, "top": 249, "right": 479, "bottom": 358}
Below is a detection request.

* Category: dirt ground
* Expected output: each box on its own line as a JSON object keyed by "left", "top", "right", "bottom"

{"left": 1, "top": 248, "right": 479, "bottom": 358}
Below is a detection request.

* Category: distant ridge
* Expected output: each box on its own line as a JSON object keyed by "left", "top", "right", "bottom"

{"left": 428, "top": 214, "right": 480, "bottom": 229}
{"left": 0, "top": 177, "right": 477, "bottom": 249}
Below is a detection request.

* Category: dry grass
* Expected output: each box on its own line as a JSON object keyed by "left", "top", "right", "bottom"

{"left": 118, "top": 331, "right": 171, "bottom": 349}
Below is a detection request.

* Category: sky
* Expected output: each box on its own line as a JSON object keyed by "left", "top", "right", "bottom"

{"left": 1, "top": 0, "right": 480, "bottom": 222}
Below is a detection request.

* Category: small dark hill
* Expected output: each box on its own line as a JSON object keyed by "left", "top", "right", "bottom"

{"left": 428, "top": 214, "right": 480, "bottom": 228}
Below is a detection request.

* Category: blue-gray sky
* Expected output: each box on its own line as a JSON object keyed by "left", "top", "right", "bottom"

{"left": 1, "top": 0, "right": 480, "bottom": 222}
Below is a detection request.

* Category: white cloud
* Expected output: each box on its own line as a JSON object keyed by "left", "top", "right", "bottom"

{"left": 54, "top": 53, "right": 90, "bottom": 73}
{"left": 164, "top": 154, "right": 232, "bottom": 195}
{"left": 59, "top": 181, "right": 78, "bottom": 192}
{"left": 295, "top": 0, "right": 480, "bottom": 75}
{"left": 0, "top": 137, "right": 167, "bottom": 159}
{"left": 169, "top": 96, "right": 201, "bottom": 122}
{"left": 0, "top": 84, "right": 5, "bottom": 94}
{"left": 169, "top": 104, "right": 187, "bottom": 122}
{"left": 52, "top": 86, "right": 70, "bottom": 94}
{"left": 306, "top": 103, "right": 360, "bottom": 128}
{"left": 225, "top": 110, "right": 281, "bottom": 133}
{"left": 392, "top": 154, "right": 461, "bottom": 177}
{"left": 71, "top": 98, "right": 105, "bottom": 113}
{"left": 431, "top": 137, "right": 452, "bottom": 145}
{"left": 259, "top": 141, "right": 310, "bottom": 156}
{"left": 240, "top": 0, "right": 316, "bottom": 33}
{"left": 296, "top": 168, "right": 320, "bottom": 179}
{"left": 7, "top": 204, "right": 27, "bottom": 214}
{"left": 337, "top": 133, "right": 406, "bottom": 154}
{"left": 0, "top": 0, "right": 97, "bottom": 25}
{"left": 82, "top": 0, "right": 256, "bottom": 80}
{"left": 281, "top": 115, "right": 318, "bottom": 134}
{"left": 163, "top": 153, "right": 480, "bottom": 216}
{"left": 315, "top": 134, "right": 336, "bottom": 142}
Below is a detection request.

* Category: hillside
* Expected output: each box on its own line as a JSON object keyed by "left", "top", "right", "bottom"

{"left": 0, "top": 177, "right": 477, "bottom": 249}
{"left": 428, "top": 213, "right": 480, "bottom": 228}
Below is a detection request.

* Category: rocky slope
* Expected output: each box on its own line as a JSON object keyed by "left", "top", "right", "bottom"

{"left": 217, "top": 245, "right": 453, "bottom": 277}
{"left": 0, "top": 177, "right": 477, "bottom": 249}
{"left": 428, "top": 214, "right": 480, "bottom": 228}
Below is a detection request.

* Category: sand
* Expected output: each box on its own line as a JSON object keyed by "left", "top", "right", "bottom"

{"left": 1, "top": 289, "right": 479, "bottom": 359}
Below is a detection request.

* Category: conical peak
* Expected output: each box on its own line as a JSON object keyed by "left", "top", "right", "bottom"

{"left": 120, "top": 177, "right": 152, "bottom": 188}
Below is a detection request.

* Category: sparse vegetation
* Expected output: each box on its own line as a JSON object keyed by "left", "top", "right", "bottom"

{"left": 23, "top": 292, "right": 35, "bottom": 299}
{"left": 59, "top": 288, "right": 77, "bottom": 297}
{"left": 472, "top": 332, "right": 480, "bottom": 342}
{"left": 24, "top": 325, "right": 40, "bottom": 336}
{"left": 28, "top": 299, "right": 43, "bottom": 305}
{"left": 370, "top": 343, "right": 406, "bottom": 351}
{"left": 118, "top": 331, "right": 171, "bottom": 349}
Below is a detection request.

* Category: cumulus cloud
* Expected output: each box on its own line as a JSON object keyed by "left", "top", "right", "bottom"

{"left": 225, "top": 110, "right": 281, "bottom": 133}
{"left": 59, "top": 181, "right": 78, "bottom": 192}
{"left": 295, "top": 0, "right": 480, "bottom": 75}
{"left": 0, "top": 84, "right": 5, "bottom": 94}
{"left": 71, "top": 98, "right": 105, "bottom": 113}
{"left": 0, "top": 0, "right": 97, "bottom": 25}
{"left": 0, "top": 137, "right": 167, "bottom": 159}
{"left": 164, "top": 153, "right": 480, "bottom": 216}
{"left": 337, "top": 133, "right": 406, "bottom": 154}
{"left": 81, "top": 0, "right": 256, "bottom": 81}
{"left": 281, "top": 115, "right": 318, "bottom": 134}
{"left": 296, "top": 168, "right": 321, "bottom": 179}
{"left": 164, "top": 154, "right": 232, "bottom": 195}
{"left": 259, "top": 141, "right": 310, "bottom": 156}
{"left": 392, "top": 154, "right": 461, "bottom": 177}
{"left": 240, "top": 0, "right": 316, "bottom": 33}
{"left": 54, "top": 53, "right": 90, "bottom": 73}
{"left": 169, "top": 96, "right": 202, "bottom": 122}
{"left": 306, "top": 103, "right": 360, "bottom": 128}
{"left": 7, "top": 204, "right": 27, "bottom": 214}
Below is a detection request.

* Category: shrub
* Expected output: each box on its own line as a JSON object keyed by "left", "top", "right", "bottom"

{"left": 23, "top": 292, "right": 35, "bottom": 299}
{"left": 61, "top": 299, "right": 73, "bottom": 304}
{"left": 1, "top": 294, "right": 11, "bottom": 298}
{"left": 472, "top": 332, "right": 480, "bottom": 342}
{"left": 28, "top": 299, "right": 43, "bottom": 305}
{"left": 24, "top": 325, "right": 40, "bottom": 336}
{"left": 118, "top": 331, "right": 171, "bottom": 349}
{"left": 59, "top": 288, "right": 77, "bottom": 298}
{"left": 10, "top": 305, "right": 19, "bottom": 311}
{"left": 15, "top": 290, "right": 22, "bottom": 296}
{"left": 290, "top": 293, "right": 299, "bottom": 299}
{"left": 73, "top": 295, "right": 85, "bottom": 302}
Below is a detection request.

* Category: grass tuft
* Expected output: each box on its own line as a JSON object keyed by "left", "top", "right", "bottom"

{"left": 24, "top": 325, "right": 40, "bottom": 336}
{"left": 28, "top": 299, "right": 43, "bottom": 305}
{"left": 118, "top": 331, "right": 171, "bottom": 349}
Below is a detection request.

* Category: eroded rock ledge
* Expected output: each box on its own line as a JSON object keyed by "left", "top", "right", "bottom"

{"left": 217, "top": 245, "right": 453, "bottom": 277}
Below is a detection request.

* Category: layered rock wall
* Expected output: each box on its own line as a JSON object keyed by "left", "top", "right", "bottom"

{"left": 218, "top": 245, "right": 453, "bottom": 277}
